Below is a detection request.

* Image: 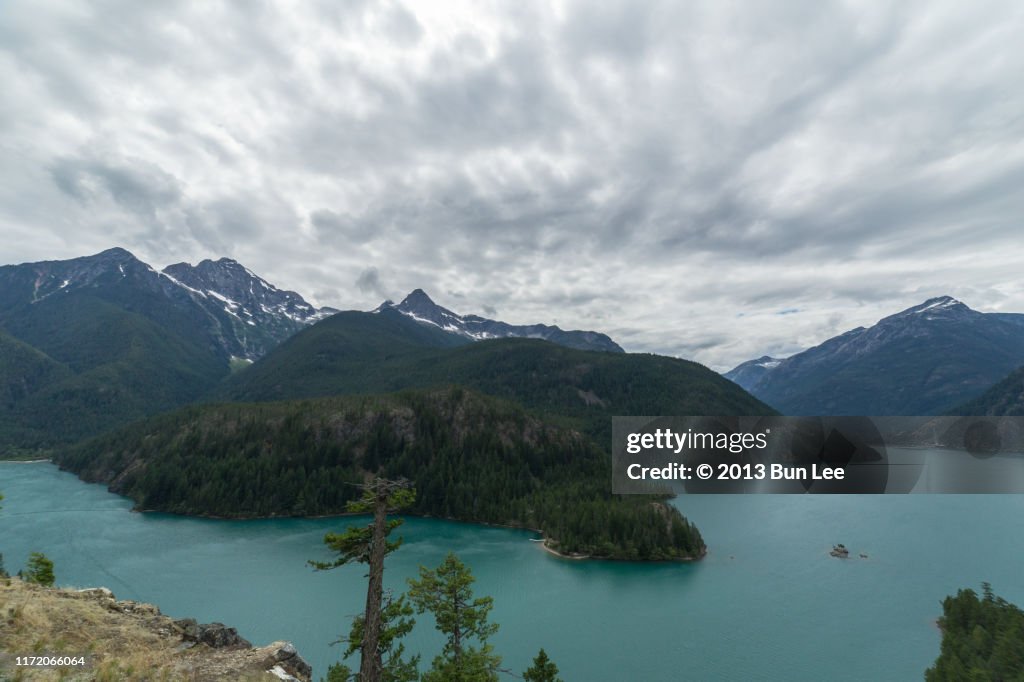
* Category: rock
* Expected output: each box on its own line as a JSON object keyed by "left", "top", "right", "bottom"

{"left": 269, "top": 664, "right": 303, "bottom": 681}
{"left": 829, "top": 543, "right": 850, "bottom": 558}
{"left": 75, "top": 587, "right": 115, "bottom": 600}
{"left": 108, "top": 599, "right": 161, "bottom": 616}
{"left": 174, "top": 617, "right": 200, "bottom": 641}
{"left": 262, "top": 641, "right": 312, "bottom": 681}
{"left": 198, "top": 622, "right": 252, "bottom": 649}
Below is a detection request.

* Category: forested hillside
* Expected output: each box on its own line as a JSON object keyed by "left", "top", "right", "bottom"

{"left": 926, "top": 584, "right": 1024, "bottom": 680}
{"left": 0, "top": 293, "right": 227, "bottom": 450}
{"left": 220, "top": 309, "right": 775, "bottom": 442}
{"left": 57, "top": 388, "right": 705, "bottom": 560}
{"left": 952, "top": 365, "right": 1024, "bottom": 416}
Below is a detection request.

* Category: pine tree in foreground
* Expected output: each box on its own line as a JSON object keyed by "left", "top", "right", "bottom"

{"left": 22, "top": 552, "right": 55, "bottom": 587}
{"left": 408, "top": 552, "right": 502, "bottom": 682}
{"left": 310, "top": 478, "right": 415, "bottom": 682}
{"left": 523, "top": 648, "right": 563, "bottom": 682}
{"left": 324, "top": 591, "right": 419, "bottom": 682}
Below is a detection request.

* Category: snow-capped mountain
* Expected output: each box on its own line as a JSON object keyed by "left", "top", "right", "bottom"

{"left": 0, "top": 248, "right": 337, "bottom": 363}
{"left": 725, "top": 296, "right": 1024, "bottom": 415}
{"left": 162, "top": 257, "right": 337, "bottom": 360}
{"left": 162, "top": 257, "right": 334, "bottom": 325}
{"left": 375, "top": 289, "right": 624, "bottom": 353}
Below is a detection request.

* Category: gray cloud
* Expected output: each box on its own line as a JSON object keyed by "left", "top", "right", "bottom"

{"left": 2, "top": 0, "right": 1024, "bottom": 370}
{"left": 355, "top": 266, "right": 387, "bottom": 299}
{"left": 51, "top": 157, "right": 182, "bottom": 219}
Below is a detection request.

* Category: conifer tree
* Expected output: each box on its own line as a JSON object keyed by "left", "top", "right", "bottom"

{"left": 523, "top": 649, "right": 563, "bottom": 682}
{"left": 325, "top": 591, "right": 419, "bottom": 682}
{"left": 311, "top": 478, "right": 414, "bottom": 682}
{"left": 408, "top": 552, "right": 501, "bottom": 682}
{"left": 22, "top": 552, "right": 55, "bottom": 586}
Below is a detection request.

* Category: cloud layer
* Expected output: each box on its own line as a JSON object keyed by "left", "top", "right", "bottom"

{"left": 2, "top": 0, "right": 1023, "bottom": 370}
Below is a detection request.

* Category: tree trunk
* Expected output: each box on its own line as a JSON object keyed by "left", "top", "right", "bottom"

{"left": 359, "top": 485, "right": 388, "bottom": 682}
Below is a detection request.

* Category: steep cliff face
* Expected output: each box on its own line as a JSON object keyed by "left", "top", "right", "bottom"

{"left": 0, "top": 579, "right": 311, "bottom": 681}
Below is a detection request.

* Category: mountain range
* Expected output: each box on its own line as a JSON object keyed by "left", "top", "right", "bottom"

{"left": 6, "top": 247, "right": 1024, "bottom": 559}
{"left": 5, "top": 247, "right": 1024, "bottom": 455}
{"left": 0, "top": 248, "right": 649, "bottom": 451}
{"left": 377, "top": 289, "right": 624, "bottom": 352}
{"left": 0, "top": 248, "right": 752, "bottom": 560}
{"left": 725, "top": 296, "right": 1024, "bottom": 415}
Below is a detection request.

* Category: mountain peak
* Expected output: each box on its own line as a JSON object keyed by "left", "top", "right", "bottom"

{"left": 730, "top": 295, "right": 1024, "bottom": 415}
{"left": 159, "top": 256, "right": 334, "bottom": 359}
{"left": 401, "top": 288, "right": 435, "bottom": 305}
{"left": 93, "top": 247, "right": 138, "bottom": 262}
{"left": 378, "top": 290, "right": 624, "bottom": 353}
{"left": 895, "top": 296, "right": 972, "bottom": 319}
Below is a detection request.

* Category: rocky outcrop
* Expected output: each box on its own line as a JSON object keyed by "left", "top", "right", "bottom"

{"left": 0, "top": 580, "right": 312, "bottom": 681}
{"left": 174, "top": 618, "right": 253, "bottom": 649}
{"left": 263, "top": 642, "right": 313, "bottom": 681}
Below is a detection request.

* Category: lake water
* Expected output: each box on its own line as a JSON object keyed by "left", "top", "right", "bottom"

{"left": 2, "top": 461, "right": 1023, "bottom": 680}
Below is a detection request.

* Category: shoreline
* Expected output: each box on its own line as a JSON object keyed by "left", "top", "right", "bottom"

{"left": 536, "top": 538, "right": 706, "bottom": 563}
{"left": 40, "top": 460, "right": 705, "bottom": 564}
{"left": 538, "top": 540, "right": 591, "bottom": 561}
{"left": 134, "top": 508, "right": 705, "bottom": 563}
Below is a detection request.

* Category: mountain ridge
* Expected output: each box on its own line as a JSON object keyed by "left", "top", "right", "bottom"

{"left": 725, "top": 296, "right": 1024, "bottom": 415}
{"left": 377, "top": 288, "right": 624, "bottom": 353}
{"left": 220, "top": 307, "right": 775, "bottom": 445}
{"left": 0, "top": 248, "right": 337, "bottom": 449}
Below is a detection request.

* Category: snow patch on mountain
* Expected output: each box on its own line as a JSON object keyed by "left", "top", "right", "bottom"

{"left": 375, "top": 289, "right": 624, "bottom": 353}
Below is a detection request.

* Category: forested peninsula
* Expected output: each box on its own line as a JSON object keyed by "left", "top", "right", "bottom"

{"left": 57, "top": 388, "right": 706, "bottom": 561}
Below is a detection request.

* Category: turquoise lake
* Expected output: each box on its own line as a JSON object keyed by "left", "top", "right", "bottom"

{"left": 2, "top": 461, "right": 1023, "bottom": 680}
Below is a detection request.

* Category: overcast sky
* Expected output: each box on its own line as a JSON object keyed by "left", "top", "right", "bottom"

{"left": 2, "top": 1, "right": 1023, "bottom": 370}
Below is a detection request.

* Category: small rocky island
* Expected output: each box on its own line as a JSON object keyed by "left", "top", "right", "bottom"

{"left": 829, "top": 544, "right": 869, "bottom": 559}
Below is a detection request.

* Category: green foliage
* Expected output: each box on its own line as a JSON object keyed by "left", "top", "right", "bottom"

{"left": 408, "top": 553, "right": 501, "bottom": 682}
{"left": 311, "top": 479, "right": 416, "bottom": 681}
{"left": 328, "top": 594, "right": 420, "bottom": 682}
{"left": 309, "top": 486, "right": 415, "bottom": 571}
{"left": 218, "top": 309, "right": 469, "bottom": 401}
{"left": 323, "top": 663, "right": 351, "bottom": 682}
{"left": 58, "top": 388, "right": 705, "bottom": 559}
{"left": 926, "top": 583, "right": 1024, "bottom": 681}
{"left": 220, "top": 309, "right": 776, "bottom": 444}
{"left": 523, "top": 649, "right": 562, "bottom": 682}
{"left": 22, "top": 552, "right": 55, "bottom": 587}
{"left": 953, "top": 365, "right": 1024, "bottom": 416}
{"left": 0, "top": 291, "right": 228, "bottom": 452}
